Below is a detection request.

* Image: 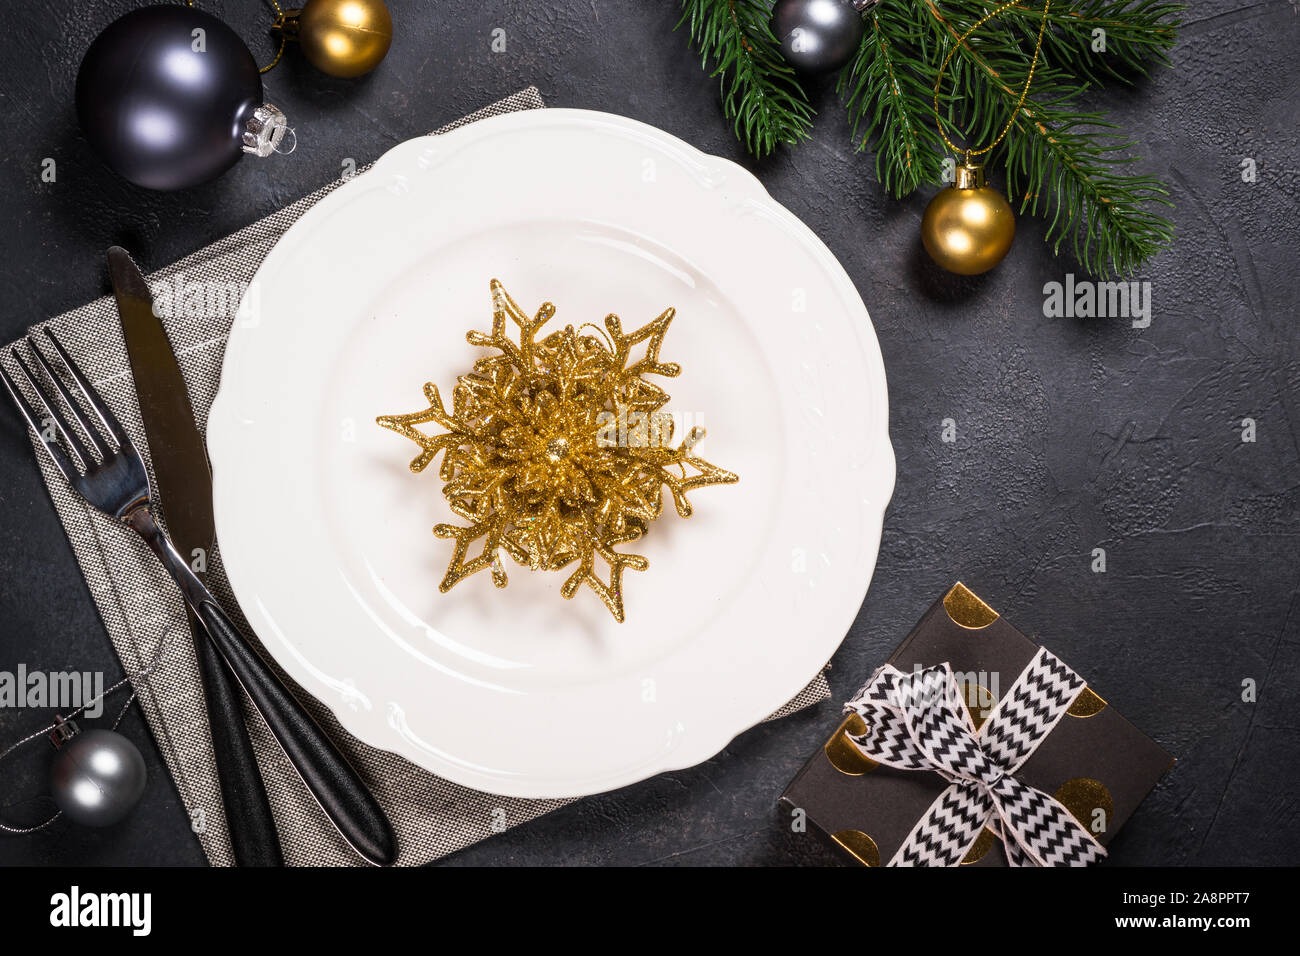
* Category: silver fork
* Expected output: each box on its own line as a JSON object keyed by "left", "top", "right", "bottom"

{"left": 1, "top": 329, "right": 397, "bottom": 866}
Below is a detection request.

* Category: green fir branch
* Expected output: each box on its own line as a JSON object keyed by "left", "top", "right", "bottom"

{"left": 838, "top": 5, "right": 948, "bottom": 197}
{"left": 999, "top": 0, "right": 1182, "bottom": 86}
{"left": 920, "top": 1, "right": 1175, "bottom": 276}
{"left": 681, "top": 0, "right": 1181, "bottom": 276}
{"left": 676, "top": 0, "right": 815, "bottom": 157}
{"left": 1001, "top": 92, "right": 1175, "bottom": 277}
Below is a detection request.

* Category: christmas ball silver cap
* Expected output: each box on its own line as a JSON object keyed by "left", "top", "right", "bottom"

{"left": 242, "top": 103, "right": 293, "bottom": 157}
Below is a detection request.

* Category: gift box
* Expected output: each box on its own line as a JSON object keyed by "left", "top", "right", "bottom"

{"left": 781, "top": 582, "right": 1175, "bottom": 866}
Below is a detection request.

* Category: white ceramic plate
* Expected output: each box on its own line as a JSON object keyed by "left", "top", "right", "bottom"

{"left": 208, "top": 109, "right": 894, "bottom": 798}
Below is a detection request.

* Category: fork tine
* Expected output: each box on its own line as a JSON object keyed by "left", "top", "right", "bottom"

{"left": 11, "top": 348, "right": 94, "bottom": 470}
{"left": 26, "top": 335, "right": 111, "bottom": 460}
{"left": 42, "top": 328, "right": 132, "bottom": 449}
{"left": 0, "top": 360, "right": 80, "bottom": 485}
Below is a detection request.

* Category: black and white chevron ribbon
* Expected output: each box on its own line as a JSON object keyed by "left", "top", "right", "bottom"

{"left": 844, "top": 647, "right": 1106, "bottom": 867}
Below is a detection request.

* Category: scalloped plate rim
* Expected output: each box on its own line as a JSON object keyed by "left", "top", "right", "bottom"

{"left": 207, "top": 108, "right": 895, "bottom": 798}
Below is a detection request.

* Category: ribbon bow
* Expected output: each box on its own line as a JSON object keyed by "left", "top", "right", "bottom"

{"left": 845, "top": 647, "right": 1105, "bottom": 867}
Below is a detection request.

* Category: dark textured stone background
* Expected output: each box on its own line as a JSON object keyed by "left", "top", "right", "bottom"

{"left": 0, "top": 0, "right": 1296, "bottom": 867}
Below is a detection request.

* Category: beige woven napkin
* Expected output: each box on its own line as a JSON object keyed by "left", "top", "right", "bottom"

{"left": 6, "top": 87, "right": 831, "bottom": 866}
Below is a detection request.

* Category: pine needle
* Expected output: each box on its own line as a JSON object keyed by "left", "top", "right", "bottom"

{"left": 681, "top": 0, "right": 1182, "bottom": 276}
{"left": 677, "top": 0, "right": 815, "bottom": 156}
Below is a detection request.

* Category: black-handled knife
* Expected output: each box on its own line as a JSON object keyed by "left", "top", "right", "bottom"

{"left": 110, "top": 247, "right": 397, "bottom": 867}
{"left": 109, "top": 246, "right": 284, "bottom": 866}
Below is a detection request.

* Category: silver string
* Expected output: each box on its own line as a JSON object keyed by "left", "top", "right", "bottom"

{"left": 0, "top": 632, "right": 178, "bottom": 834}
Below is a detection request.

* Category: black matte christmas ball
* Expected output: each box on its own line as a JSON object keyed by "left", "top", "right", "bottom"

{"left": 771, "top": 0, "right": 867, "bottom": 75}
{"left": 76, "top": 4, "right": 266, "bottom": 190}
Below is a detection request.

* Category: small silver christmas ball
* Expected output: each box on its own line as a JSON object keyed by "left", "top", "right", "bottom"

{"left": 771, "top": 0, "right": 870, "bottom": 75}
{"left": 50, "top": 729, "right": 148, "bottom": 827}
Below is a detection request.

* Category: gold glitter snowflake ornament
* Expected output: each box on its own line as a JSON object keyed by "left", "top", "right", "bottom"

{"left": 377, "top": 280, "right": 738, "bottom": 622}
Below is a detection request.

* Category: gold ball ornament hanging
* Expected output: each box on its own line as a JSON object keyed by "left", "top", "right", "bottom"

{"left": 923, "top": 0, "right": 1051, "bottom": 275}
{"left": 275, "top": 0, "right": 393, "bottom": 78}
{"left": 921, "top": 161, "right": 1016, "bottom": 275}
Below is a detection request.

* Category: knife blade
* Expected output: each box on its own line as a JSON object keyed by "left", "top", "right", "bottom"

{"left": 109, "top": 246, "right": 284, "bottom": 866}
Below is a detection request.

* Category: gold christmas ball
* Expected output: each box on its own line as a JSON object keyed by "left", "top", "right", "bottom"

{"left": 921, "top": 163, "right": 1016, "bottom": 275}
{"left": 282, "top": 0, "right": 393, "bottom": 78}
